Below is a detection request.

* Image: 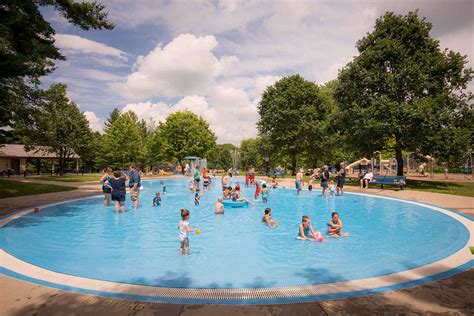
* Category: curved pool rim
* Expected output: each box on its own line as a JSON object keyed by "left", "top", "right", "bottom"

{"left": 1, "top": 190, "right": 473, "bottom": 305}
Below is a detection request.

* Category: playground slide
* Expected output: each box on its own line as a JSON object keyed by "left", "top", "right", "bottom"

{"left": 345, "top": 158, "right": 370, "bottom": 170}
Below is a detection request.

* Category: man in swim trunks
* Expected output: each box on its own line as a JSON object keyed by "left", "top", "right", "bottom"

{"left": 295, "top": 169, "right": 304, "bottom": 195}
{"left": 336, "top": 162, "right": 346, "bottom": 195}
{"left": 214, "top": 197, "right": 224, "bottom": 214}
{"left": 129, "top": 164, "right": 141, "bottom": 209}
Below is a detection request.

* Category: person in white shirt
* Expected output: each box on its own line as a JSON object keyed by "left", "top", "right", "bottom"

{"left": 178, "top": 209, "right": 199, "bottom": 256}
{"left": 360, "top": 169, "right": 374, "bottom": 189}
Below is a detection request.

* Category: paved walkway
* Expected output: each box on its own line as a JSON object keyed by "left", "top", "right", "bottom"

{"left": 1, "top": 177, "right": 473, "bottom": 315}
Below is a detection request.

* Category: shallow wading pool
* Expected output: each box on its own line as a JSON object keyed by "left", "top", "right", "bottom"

{"left": 1, "top": 177, "right": 472, "bottom": 304}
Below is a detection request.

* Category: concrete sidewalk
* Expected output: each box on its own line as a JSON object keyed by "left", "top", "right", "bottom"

{"left": 1, "top": 177, "right": 473, "bottom": 315}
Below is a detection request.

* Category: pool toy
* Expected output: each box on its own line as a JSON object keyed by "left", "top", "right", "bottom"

{"left": 196, "top": 228, "right": 201, "bottom": 235}
{"left": 222, "top": 200, "right": 249, "bottom": 208}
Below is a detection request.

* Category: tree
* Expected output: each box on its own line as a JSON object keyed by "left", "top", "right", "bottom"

{"left": 334, "top": 11, "right": 473, "bottom": 175}
{"left": 1, "top": 0, "right": 114, "bottom": 140}
{"left": 98, "top": 112, "right": 144, "bottom": 170}
{"left": 150, "top": 111, "right": 216, "bottom": 173}
{"left": 104, "top": 108, "right": 121, "bottom": 130}
{"left": 239, "top": 138, "right": 262, "bottom": 170}
{"left": 79, "top": 131, "right": 102, "bottom": 172}
{"left": 257, "top": 74, "right": 328, "bottom": 175}
{"left": 16, "top": 84, "right": 93, "bottom": 175}
{"left": 208, "top": 144, "right": 237, "bottom": 170}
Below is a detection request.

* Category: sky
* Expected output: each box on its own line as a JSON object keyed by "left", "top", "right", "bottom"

{"left": 41, "top": 0, "right": 474, "bottom": 145}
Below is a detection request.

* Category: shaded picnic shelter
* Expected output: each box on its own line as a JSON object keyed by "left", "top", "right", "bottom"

{"left": 0, "top": 144, "right": 80, "bottom": 175}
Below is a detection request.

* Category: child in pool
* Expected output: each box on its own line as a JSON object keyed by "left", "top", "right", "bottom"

{"left": 327, "top": 212, "right": 349, "bottom": 237}
{"left": 153, "top": 192, "right": 161, "bottom": 206}
{"left": 194, "top": 188, "right": 201, "bottom": 205}
{"left": 254, "top": 181, "right": 261, "bottom": 200}
{"left": 203, "top": 176, "right": 210, "bottom": 190}
{"left": 160, "top": 181, "right": 167, "bottom": 194}
{"left": 271, "top": 176, "right": 278, "bottom": 189}
{"left": 261, "top": 183, "right": 268, "bottom": 203}
{"left": 308, "top": 176, "right": 314, "bottom": 192}
{"left": 178, "top": 209, "right": 199, "bottom": 256}
{"left": 223, "top": 186, "right": 232, "bottom": 199}
{"left": 298, "top": 215, "right": 324, "bottom": 241}
{"left": 329, "top": 180, "right": 336, "bottom": 197}
{"left": 189, "top": 179, "right": 195, "bottom": 192}
{"left": 262, "top": 208, "right": 279, "bottom": 228}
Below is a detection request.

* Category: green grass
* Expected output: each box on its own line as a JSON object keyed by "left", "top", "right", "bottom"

{"left": 470, "top": 247, "right": 474, "bottom": 255}
{"left": 33, "top": 174, "right": 102, "bottom": 182}
{"left": 0, "top": 180, "right": 76, "bottom": 198}
{"left": 404, "top": 179, "right": 474, "bottom": 198}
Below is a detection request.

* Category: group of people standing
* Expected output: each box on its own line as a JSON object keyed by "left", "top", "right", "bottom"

{"left": 295, "top": 162, "right": 347, "bottom": 197}
{"left": 99, "top": 164, "right": 142, "bottom": 212}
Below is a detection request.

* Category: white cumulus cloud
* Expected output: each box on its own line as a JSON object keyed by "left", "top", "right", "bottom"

{"left": 122, "top": 89, "right": 258, "bottom": 145}
{"left": 84, "top": 111, "right": 104, "bottom": 132}
{"left": 112, "top": 34, "right": 238, "bottom": 99}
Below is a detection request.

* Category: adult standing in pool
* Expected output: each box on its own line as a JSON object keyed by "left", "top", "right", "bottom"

{"left": 99, "top": 167, "right": 112, "bottom": 207}
{"left": 129, "top": 164, "right": 141, "bottom": 209}
{"left": 109, "top": 170, "right": 126, "bottom": 213}
{"left": 320, "top": 165, "right": 329, "bottom": 198}
{"left": 336, "top": 162, "right": 346, "bottom": 196}
{"left": 295, "top": 168, "right": 304, "bottom": 195}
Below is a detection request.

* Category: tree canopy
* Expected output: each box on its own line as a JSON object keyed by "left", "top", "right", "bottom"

{"left": 334, "top": 11, "right": 473, "bottom": 175}
{"left": 150, "top": 111, "right": 216, "bottom": 172}
{"left": 257, "top": 74, "right": 328, "bottom": 174}
{"left": 0, "top": 0, "right": 114, "bottom": 142}
{"left": 208, "top": 144, "right": 237, "bottom": 170}
{"left": 98, "top": 112, "right": 145, "bottom": 170}
{"left": 16, "top": 83, "right": 92, "bottom": 175}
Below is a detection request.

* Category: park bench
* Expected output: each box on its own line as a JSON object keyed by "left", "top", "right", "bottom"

{"left": 268, "top": 169, "right": 286, "bottom": 177}
{"left": 369, "top": 175, "right": 406, "bottom": 190}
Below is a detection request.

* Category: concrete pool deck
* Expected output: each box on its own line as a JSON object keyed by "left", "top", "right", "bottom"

{"left": 1, "top": 177, "right": 473, "bottom": 315}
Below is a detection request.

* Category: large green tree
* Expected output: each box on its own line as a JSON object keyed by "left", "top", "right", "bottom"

{"left": 1, "top": 0, "right": 114, "bottom": 142}
{"left": 335, "top": 11, "right": 473, "bottom": 175}
{"left": 257, "top": 74, "right": 328, "bottom": 175}
{"left": 16, "top": 84, "right": 93, "bottom": 175}
{"left": 150, "top": 111, "right": 216, "bottom": 173}
{"left": 98, "top": 112, "right": 145, "bottom": 170}
{"left": 208, "top": 144, "right": 237, "bottom": 170}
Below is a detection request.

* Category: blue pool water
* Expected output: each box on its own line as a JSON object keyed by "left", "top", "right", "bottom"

{"left": 0, "top": 178, "right": 469, "bottom": 289}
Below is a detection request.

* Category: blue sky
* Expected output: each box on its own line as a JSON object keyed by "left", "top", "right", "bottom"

{"left": 41, "top": 0, "right": 474, "bottom": 144}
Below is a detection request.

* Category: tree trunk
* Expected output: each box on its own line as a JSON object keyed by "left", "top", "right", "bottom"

{"left": 291, "top": 152, "right": 297, "bottom": 176}
{"left": 395, "top": 146, "right": 404, "bottom": 176}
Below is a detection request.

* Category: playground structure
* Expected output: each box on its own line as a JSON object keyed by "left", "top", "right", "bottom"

{"left": 346, "top": 154, "right": 448, "bottom": 178}
{"left": 346, "top": 157, "right": 398, "bottom": 176}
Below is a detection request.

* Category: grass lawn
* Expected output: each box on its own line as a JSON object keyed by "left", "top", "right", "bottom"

{"left": 404, "top": 179, "right": 474, "bottom": 198}
{"left": 33, "top": 174, "right": 102, "bottom": 182}
{"left": 0, "top": 180, "right": 76, "bottom": 198}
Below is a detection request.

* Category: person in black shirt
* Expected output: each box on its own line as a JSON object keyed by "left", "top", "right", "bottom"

{"left": 109, "top": 170, "right": 126, "bottom": 212}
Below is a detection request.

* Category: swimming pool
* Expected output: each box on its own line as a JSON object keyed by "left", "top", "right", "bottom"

{"left": 1, "top": 177, "right": 472, "bottom": 304}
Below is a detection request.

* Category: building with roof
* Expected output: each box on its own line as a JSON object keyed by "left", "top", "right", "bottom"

{"left": 0, "top": 144, "right": 80, "bottom": 175}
